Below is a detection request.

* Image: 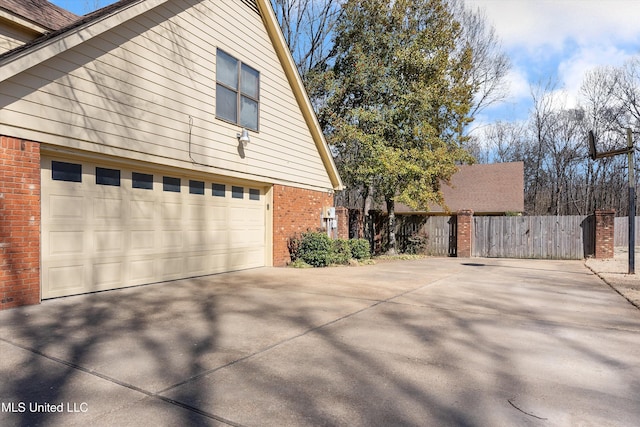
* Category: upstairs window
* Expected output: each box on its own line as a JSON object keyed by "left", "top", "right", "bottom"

{"left": 216, "top": 49, "right": 259, "bottom": 131}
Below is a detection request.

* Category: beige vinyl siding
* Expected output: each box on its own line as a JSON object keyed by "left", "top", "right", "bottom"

{"left": 0, "top": 0, "right": 333, "bottom": 190}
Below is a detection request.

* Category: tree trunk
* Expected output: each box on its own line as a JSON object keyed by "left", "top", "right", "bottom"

{"left": 386, "top": 197, "right": 397, "bottom": 255}
{"left": 363, "top": 186, "right": 372, "bottom": 252}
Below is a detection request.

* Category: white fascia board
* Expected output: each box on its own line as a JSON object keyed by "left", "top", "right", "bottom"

{"left": 0, "top": 0, "right": 168, "bottom": 81}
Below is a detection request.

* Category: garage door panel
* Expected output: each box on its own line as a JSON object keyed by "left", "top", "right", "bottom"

{"left": 48, "top": 231, "right": 84, "bottom": 255}
{"left": 94, "top": 230, "right": 124, "bottom": 253}
{"left": 161, "top": 201, "right": 182, "bottom": 220}
{"left": 46, "top": 264, "right": 86, "bottom": 297}
{"left": 162, "top": 230, "right": 183, "bottom": 249}
{"left": 131, "top": 199, "right": 156, "bottom": 221}
{"left": 49, "top": 194, "right": 84, "bottom": 220}
{"left": 161, "top": 256, "right": 184, "bottom": 279}
{"left": 130, "top": 258, "right": 156, "bottom": 282}
{"left": 130, "top": 230, "right": 156, "bottom": 250}
{"left": 93, "top": 261, "right": 124, "bottom": 288}
{"left": 94, "top": 197, "right": 123, "bottom": 220}
{"left": 42, "top": 155, "right": 267, "bottom": 299}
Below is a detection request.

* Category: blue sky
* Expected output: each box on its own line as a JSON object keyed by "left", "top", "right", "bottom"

{"left": 52, "top": 0, "right": 640, "bottom": 128}
{"left": 467, "top": 0, "right": 640, "bottom": 129}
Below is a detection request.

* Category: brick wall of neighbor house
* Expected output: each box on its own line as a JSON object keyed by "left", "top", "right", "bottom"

{"left": 0, "top": 136, "right": 41, "bottom": 310}
{"left": 272, "top": 185, "right": 334, "bottom": 266}
{"left": 456, "top": 209, "right": 474, "bottom": 258}
{"left": 595, "top": 209, "right": 615, "bottom": 259}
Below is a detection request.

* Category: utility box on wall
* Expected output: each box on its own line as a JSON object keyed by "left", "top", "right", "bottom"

{"left": 322, "top": 206, "right": 336, "bottom": 219}
{"left": 321, "top": 207, "right": 337, "bottom": 237}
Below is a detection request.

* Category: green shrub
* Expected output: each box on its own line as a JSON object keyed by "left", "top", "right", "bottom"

{"left": 289, "top": 258, "right": 312, "bottom": 268}
{"left": 287, "top": 234, "right": 302, "bottom": 261}
{"left": 349, "top": 238, "right": 371, "bottom": 260}
{"left": 298, "top": 231, "right": 333, "bottom": 267}
{"left": 331, "top": 239, "right": 352, "bottom": 265}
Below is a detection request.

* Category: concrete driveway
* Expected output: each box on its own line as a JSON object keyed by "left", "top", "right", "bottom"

{"left": 1, "top": 258, "right": 639, "bottom": 426}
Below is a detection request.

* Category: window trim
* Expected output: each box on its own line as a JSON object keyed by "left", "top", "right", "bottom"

{"left": 216, "top": 48, "right": 260, "bottom": 131}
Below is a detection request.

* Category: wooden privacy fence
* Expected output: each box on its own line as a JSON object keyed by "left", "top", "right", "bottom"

{"left": 370, "top": 212, "right": 602, "bottom": 259}
{"left": 473, "top": 215, "right": 594, "bottom": 260}
{"left": 614, "top": 217, "right": 640, "bottom": 247}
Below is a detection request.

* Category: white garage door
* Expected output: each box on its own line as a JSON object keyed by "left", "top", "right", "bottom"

{"left": 41, "top": 155, "right": 267, "bottom": 299}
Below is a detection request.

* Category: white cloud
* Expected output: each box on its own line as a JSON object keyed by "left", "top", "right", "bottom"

{"left": 465, "top": 0, "right": 640, "bottom": 122}
{"left": 466, "top": 0, "right": 640, "bottom": 53}
{"left": 503, "top": 66, "right": 530, "bottom": 102}
{"left": 557, "top": 45, "right": 631, "bottom": 102}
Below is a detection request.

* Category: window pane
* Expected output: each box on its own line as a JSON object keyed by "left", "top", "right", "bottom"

{"left": 163, "top": 176, "right": 181, "bottom": 192}
{"left": 241, "top": 63, "right": 259, "bottom": 98}
{"left": 212, "top": 183, "right": 226, "bottom": 197}
{"left": 132, "top": 172, "right": 153, "bottom": 189}
{"left": 216, "top": 84, "right": 237, "bottom": 123}
{"left": 217, "top": 49, "right": 238, "bottom": 89}
{"left": 232, "top": 186, "right": 244, "bottom": 199}
{"left": 249, "top": 188, "right": 260, "bottom": 200}
{"left": 96, "top": 167, "right": 120, "bottom": 186}
{"left": 189, "top": 180, "right": 205, "bottom": 195}
{"left": 52, "top": 161, "right": 82, "bottom": 182}
{"left": 240, "top": 96, "right": 258, "bottom": 130}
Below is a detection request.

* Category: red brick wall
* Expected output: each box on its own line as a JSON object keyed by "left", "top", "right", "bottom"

{"left": 456, "top": 209, "right": 474, "bottom": 258}
{"left": 595, "top": 209, "right": 615, "bottom": 259}
{"left": 272, "top": 185, "right": 333, "bottom": 266}
{"left": 1, "top": 136, "right": 41, "bottom": 310}
{"left": 336, "top": 207, "right": 349, "bottom": 239}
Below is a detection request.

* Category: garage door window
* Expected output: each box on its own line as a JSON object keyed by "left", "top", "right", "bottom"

{"left": 132, "top": 172, "right": 153, "bottom": 190}
{"left": 232, "top": 186, "right": 244, "bottom": 199}
{"left": 96, "top": 167, "right": 121, "bottom": 186}
{"left": 189, "top": 180, "right": 205, "bottom": 195}
{"left": 213, "top": 183, "right": 225, "bottom": 197}
{"left": 163, "top": 176, "right": 181, "bottom": 192}
{"left": 52, "top": 161, "right": 82, "bottom": 182}
{"left": 249, "top": 189, "right": 260, "bottom": 200}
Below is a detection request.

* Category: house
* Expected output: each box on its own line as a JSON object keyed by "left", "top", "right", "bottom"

{"left": 0, "top": 0, "right": 343, "bottom": 309}
{"left": 394, "top": 162, "right": 525, "bottom": 215}
{"left": 341, "top": 162, "right": 524, "bottom": 254}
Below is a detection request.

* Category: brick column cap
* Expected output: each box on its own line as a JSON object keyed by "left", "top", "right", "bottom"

{"left": 595, "top": 209, "right": 616, "bottom": 216}
{"left": 457, "top": 209, "right": 474, "bottom": 216}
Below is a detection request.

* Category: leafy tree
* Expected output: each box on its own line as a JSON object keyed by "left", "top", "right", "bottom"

{"left": 321, "top": 0, "right": 474, "bottom": 253}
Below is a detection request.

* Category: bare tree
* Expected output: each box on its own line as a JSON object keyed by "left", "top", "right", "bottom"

{"left": 271, "top": 0, "right": 342, "bottom": 78}
{"left": 448, "top": 0, "right": 510, "bottom": 117}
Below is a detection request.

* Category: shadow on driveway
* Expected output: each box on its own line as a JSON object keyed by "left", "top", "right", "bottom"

{"left": 1, "top": 258, "right": 640, "bottom": 426}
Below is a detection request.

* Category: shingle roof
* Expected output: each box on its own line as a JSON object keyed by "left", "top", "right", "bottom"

{"left": 0, "top": 0, "right": 79, "bottom": 31}
{"left": 0, "top": 0, "right": 140, "bottom": 61}
{"left": 394, "top": 162, "right": 525, "bottom": 215}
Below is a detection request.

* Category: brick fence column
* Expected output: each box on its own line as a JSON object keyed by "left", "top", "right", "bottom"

{"left": 456, "top": 209, "right": 474, "bottom": 258}
{"left": 594, "top": 209, "right": 615, "bottom": 259}
{"left": 335, "top": 207, "right": 349, "bottom": 239}
{"left": 1, "top": 136, "right": 41, "bottom": 310}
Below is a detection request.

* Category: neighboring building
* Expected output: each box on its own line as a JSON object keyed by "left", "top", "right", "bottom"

{"left": 0, "top": 0, "right": 342, "bottom": 309}
{"left": 394, "top": 162, "right": 525, "bottom": 216}
{"left": 340, "top": 162, "right": 524, "bottom": 255}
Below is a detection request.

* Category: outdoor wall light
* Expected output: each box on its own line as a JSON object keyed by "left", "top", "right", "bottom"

{"left": 237, "top": 128, "right": 250, "bottom": 147}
